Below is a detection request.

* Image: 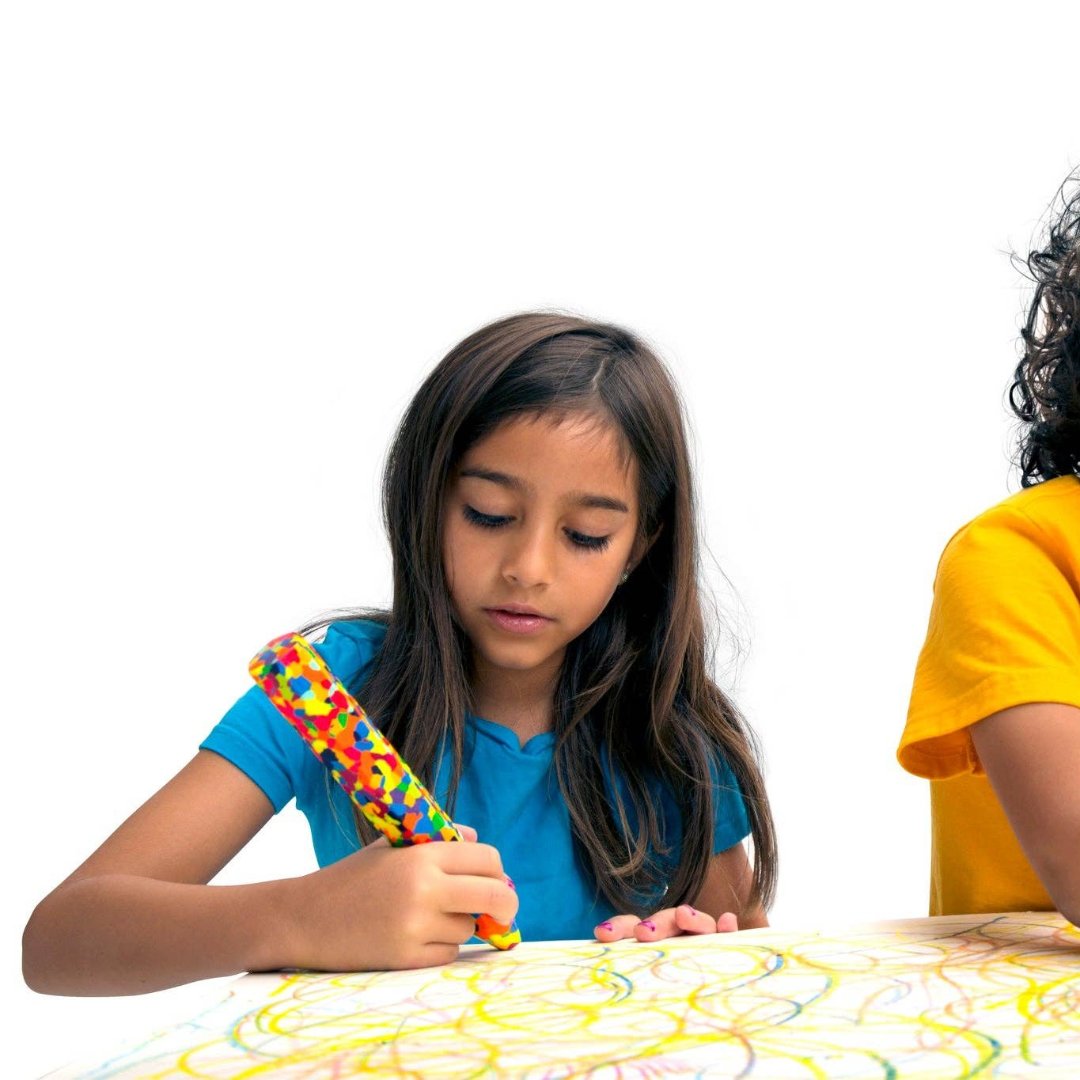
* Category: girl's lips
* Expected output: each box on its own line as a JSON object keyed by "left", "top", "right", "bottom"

{"left": 484, "top": 608, "right": 553, "bottom": 634}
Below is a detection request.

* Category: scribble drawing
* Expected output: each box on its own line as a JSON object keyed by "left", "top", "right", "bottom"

{"left": 59, "top": 912, "right": 1080, "bottom": 1078}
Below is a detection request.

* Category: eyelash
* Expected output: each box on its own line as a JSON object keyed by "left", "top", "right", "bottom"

{"left": 462, "top": 505, "right": 611, "bottom": 552}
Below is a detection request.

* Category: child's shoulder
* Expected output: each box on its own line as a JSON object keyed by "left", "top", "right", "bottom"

{"left": 985, "top": 475, "right": 1080, "bottom": 523}
{"left": 944, "top": 476, "right": 1080, "bottom": 562}
{"left": 313, "top": 617, "right": 389, "bottom": 684}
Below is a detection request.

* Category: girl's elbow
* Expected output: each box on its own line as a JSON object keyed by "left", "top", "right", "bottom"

{"left": 22, "top": 909, "right": 56, "bottom": 994}
{"left": 22, "top": 959, "right": 57, "bottom": 995}
{"left": 22, "top": 897, "right": 76, "bottom": 995}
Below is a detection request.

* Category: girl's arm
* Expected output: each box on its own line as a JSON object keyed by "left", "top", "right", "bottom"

{"left": 969, "top": 702, "right": 1080, "bottom": 927}
{"left": 594, "top": 841, "right": 766, "bottom": 943}
{"left": 693, "top": 840, "right": 768, "bottom": 929}
{"left": 23, "top": 750, "right": 517, "bottom": 995}
{"left": 23, "top": 750, "right": 280, "bottom": 994}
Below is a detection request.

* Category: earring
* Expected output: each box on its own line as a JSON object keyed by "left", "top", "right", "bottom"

{"left": 620, "top": 569, "right": 630, "bottom": 585}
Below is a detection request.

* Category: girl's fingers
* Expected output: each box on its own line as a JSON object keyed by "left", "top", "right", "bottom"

{"left": 593, "top": 914, "right": 642, "bottom": 941}
{"left": 455, "top": 823, "right": 478, "bottom": 842}
{"left": 443, "top": 874, "right": 519, "bottom": 925}
{"left": 632, "top": 907, "right": 683, "bottom": 940}
{"left": 429, "top": 840, "right": 504, "bottom": 878}
{"left": 596, "top": 906, "right": 739, "bottom": 943}
{"left": 714, "top": 911, "right": 739, "bottom": 933}
{"left": 673, "top": 904, "right": 723, "bottom": 935}
{"left": 430, "top": 912, "right": 483, "bottom": 947}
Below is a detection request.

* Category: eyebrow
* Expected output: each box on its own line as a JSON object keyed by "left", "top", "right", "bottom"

{"left": 458, "top": 467, "right": 630, "bottom": 513}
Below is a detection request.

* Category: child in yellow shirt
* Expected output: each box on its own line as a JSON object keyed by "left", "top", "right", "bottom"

{"left": 898, "top": 176, "right": 1080, "bottom": 924}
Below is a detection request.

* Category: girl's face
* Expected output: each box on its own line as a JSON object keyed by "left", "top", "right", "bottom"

{"left": 442, "top": 411, "right": 641, "bottom": 697}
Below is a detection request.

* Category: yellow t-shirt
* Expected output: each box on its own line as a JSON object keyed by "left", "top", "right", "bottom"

{"left": 898, "top": 475, "right": 1080, "bottom": 915}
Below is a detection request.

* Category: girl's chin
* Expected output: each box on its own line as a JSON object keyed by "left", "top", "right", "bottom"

{"left": 472, "top": 641, "right": 566, "bottom": 678}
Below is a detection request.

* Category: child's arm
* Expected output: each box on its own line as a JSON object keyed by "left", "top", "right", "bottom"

{"left": 593, "top": 841, "right": 766, "bottom": 943}
{"left": 23, "top": 750, "right": 518, "bottom": 995}
{"left": 969, "top": 702, "right": 1080, "bottom": 927}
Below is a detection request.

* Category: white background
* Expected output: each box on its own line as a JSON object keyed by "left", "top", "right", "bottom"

{"left": 4, "top": 2, "right": 1079, "bottom": 1075}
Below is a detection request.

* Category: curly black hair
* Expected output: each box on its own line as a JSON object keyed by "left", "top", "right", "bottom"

{"left": 1010, "top": 174, "right": 1080, "bottom": 486}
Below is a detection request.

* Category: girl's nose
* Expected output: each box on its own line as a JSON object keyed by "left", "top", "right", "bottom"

{"left": 502, "top": 526, "right": 555, "bottom": 587}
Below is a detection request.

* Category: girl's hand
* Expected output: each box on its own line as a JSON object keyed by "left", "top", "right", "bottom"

{"left": 593, "top": 842, "right": 767, "bottom": 944}
{"left": 279, "top": 823, "right": 517, "bottom": 972}
{"left": 593, "top": 905, "right": 739, "bottom": 943}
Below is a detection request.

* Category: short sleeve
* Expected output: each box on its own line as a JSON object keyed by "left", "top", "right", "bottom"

{"left": 200, "top": 619, "right": 387, "bottom": 812}
{"left": 201, "top": 683, "right": 305, "bottom": 811}
{"left": 605, "top": 748, "right": 750, "bottom": 877}
{"left": 899, "top": 505, "right": 1080, "bottom": 780}
{"left": 709, "top": 753, "right": 751, "bottom": 853}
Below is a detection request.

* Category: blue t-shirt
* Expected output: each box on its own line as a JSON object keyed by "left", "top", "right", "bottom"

{"left": 201, "top": 620, "right": 750, "bottom": 940}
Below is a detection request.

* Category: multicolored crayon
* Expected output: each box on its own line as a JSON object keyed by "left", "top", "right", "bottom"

{"left": 249, "top": 631, "right": 520, "bottom": 950}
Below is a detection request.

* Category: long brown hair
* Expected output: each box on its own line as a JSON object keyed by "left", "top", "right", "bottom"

{"left": 333, "top": 312, "right": 776, "bottom": 915}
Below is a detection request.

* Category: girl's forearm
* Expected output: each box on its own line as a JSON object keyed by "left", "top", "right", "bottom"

{"left": 22, "top": 874, "right": 297, "bottom": 996}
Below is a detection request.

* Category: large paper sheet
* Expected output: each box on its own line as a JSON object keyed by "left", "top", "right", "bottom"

{"left": 55, "top": 912, "right": 1080, "bottom": 1078}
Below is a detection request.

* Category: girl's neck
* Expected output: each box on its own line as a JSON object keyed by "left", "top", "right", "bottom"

{"left": 469, "top": 654, "right": 560, "bottom": 747}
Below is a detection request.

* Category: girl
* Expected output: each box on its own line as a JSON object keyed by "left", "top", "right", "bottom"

{"left": 898, "top": 177, "right": 1080, "bottom": 925}
{"left": 24, "top": 313, "right": 777, "bottom": 995}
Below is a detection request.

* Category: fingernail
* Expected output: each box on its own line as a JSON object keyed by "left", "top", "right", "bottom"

{"left": 688, "top": 908, "right": 698, "bottom": 917}
{"left": 505, "top": 876, "right": 515, "bottom": 890}
{"left": 598, "top": 921, "right": 614, "bottom": 931}
{"left": 638, "top": 919, "right": 656, "bottom": 931}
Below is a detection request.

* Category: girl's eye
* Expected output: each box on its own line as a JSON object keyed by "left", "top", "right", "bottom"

{"left": 463, "top": 505, "right": 512, "bottom": 529}
{"left": 463, "top": 505, "right": 610, "bottom": 551}
{"left": 566, "top": 529, "right": 611, "bottom": 552}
